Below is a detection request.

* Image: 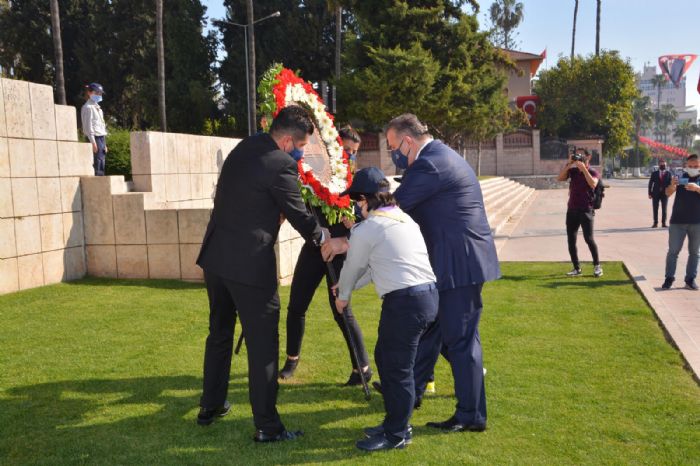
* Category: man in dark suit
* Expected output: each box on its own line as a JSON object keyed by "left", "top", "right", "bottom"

{"left": 388, "top": 114, "right": 500, "bottom": 433}
{"left": 195, "top": 106, "right": 324, "bottom": 442}
{"left": 649, "top": 160, "right": 672, "bottom": 228}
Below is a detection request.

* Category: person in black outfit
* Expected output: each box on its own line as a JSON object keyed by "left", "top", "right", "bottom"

{"left": 196, "top": 106, "right": 326, "bottom": 443}
{"left": 557, "top": 148, "right": 603, "bottom": 278}
{"left": 280, "top": 126, "right": 372, "bottom": 385}
{"left": 649, "top": 160, "right": 672, "bottom": 228}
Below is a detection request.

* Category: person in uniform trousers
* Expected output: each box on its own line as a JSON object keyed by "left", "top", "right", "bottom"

{"left": 80, "top": 83, "right": 108, "bottom": 176}
{"left": 334, "top": 167, "right": 438, "bottom": 451}
{"left": 279, "top": 125, "right": 372, "bottom": 387}
{"left": 649, "top": 160, "right": 672, "bottom": 228}
{"left": 195, "top": 105, "right": 327, "bottom": 443}
{"left": 387, "top": 113, "right": 500, "bottom": 433}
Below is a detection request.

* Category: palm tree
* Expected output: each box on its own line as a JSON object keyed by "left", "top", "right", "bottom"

{"left": 156, "top": 0, "right": 167, "bottom": 131}
{"left": 489, "top": 0, "right": 524, "bottom": 50}
{"left": 49, "top": 0, "right": 66, "bottom": 104}
{"left": 632, "top": 96, "right": 653, "bottom": 168}
{"left": 655, "top": 104, "right": 678, "bottom": 143}
{"left": 571, "top": 0, "right": 579, "bottom": 60}
{"left": 595, "top": 0, "right": 601, "bottom": 56}
{"left": 650, "top": 73, "right": 666, "bottom": 111}
{"left": 673, "top": 120, "right": 699, "bottom": 148}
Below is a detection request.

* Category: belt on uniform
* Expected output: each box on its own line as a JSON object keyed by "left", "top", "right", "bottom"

{"left": 383, "top": 282, "right": 436, "bottom": 299}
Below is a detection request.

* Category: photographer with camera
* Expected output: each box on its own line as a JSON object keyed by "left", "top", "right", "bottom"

{"left": 557, "top": 148, "right": 603, "bottom": 277}
{"left": 661, "top": 154, "right": 700, "bottom": 290}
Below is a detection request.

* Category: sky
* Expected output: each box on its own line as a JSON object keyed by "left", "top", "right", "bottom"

{"left": 201, "top": 0, "right": 700, "bottom": 110}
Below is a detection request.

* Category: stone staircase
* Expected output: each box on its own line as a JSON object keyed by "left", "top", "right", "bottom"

{"left": 480, "top": 177, "right": 536, "bottom": 235}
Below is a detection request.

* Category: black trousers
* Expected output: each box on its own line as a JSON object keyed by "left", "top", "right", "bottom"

{"left": 652, "top": 194, "right": 668, "bottom": 225}
{"left": 285, "top": 242, "right": 370, "bottom": 369}
{"left": 566, "top": 209, "right": 599, "bottom": 269}
{"left": 200, "top": 271, "right": 284, "bottom": 435}
{"left": 377, "top": 285, "right": 438, "bottom": 439}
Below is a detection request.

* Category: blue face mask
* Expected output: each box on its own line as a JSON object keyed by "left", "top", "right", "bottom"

{"left": 390, "top": 139, "right": 409, "bottom": 170}
{"left": 288, "top": 146, "right": 304, "bottom": 162}
{"left": 90, "top": 94, "right": 103, "bottom": 104}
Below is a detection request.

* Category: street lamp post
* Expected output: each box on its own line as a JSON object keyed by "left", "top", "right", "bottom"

{"left": 217, "top": 11, "right": 281, "bottom": 136}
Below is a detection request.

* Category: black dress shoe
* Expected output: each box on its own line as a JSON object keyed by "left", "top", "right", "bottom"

{"left": 426, "top": 416, "right": 486, "bottom": 433}
{"left": 196, "top": 400, "right": 231, "bottom": 426}
{"left": 279, "top": 358, "right": 299, "bottom": 380}
{"left": 344, "top": 367, "right": 372, "bottom": 386}
{"left": 364, "top": 424, "right": 413, "bottom": 444}
{"left": 356, "top": 433, "right": 405, "bottom": 451}
{"left": 372, "top": 381, "right": 383, "bottom": 394}
{"left": 662, "top": 224, "right": 668, "bottom": 228}
{"left": 651, "top": 223, "right": 658, "bottom": 228}
{"left": 253, "top": 429, "right": 304, "bottom": 443}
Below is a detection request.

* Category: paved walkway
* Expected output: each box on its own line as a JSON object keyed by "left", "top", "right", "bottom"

{"left": 498, "top": 179, "right": 700, "bottom": 380}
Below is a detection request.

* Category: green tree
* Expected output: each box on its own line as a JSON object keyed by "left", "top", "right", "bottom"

{"left": 632, "top": 95, "right": 653, "bottom": 168}
{"left": 655, "top": 104, "right": 678, "bottom": 143}
{"left": 534, "top": 51, "right": 638, "bottom": 156}
{"left": 650, "top": 73, "right": 666, "bottom": 111}
{"left": 489, "top": 0, "right": 524, "bottom": 50}
{"left": 340, "top": 0, "right": 514, "bottom": 148}
{"left": 0, "top": 0, "right": 218, "bottom": 133}
{"left": 673, "top": 119, "right": 698, "bottom": 149}
{"left": 218, "top": 0, "right": 350, "bottom": 134}
{"left": 692, "top": 139, "right": 700, "bottom": 155}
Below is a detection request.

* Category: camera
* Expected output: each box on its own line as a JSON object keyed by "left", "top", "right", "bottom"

{"left": 571, "top": 153, "right": 585, "bottom": 162}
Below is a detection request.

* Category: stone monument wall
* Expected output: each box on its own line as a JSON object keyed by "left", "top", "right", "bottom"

{"left": 81, "top": 131, "right": 305, "bottom": 285}
{"left": 0, "top": 76, "right": 314, "bottom": 294}
{"left": 0, "top": 78, "right": 92, "bottom": 294}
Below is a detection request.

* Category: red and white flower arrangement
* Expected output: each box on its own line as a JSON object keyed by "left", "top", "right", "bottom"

{"left": 258, "top": 64, "right": 353, "bottom": 224}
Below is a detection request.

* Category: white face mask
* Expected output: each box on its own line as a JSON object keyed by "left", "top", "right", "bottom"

{"left": 686, "top": 168, "right": 700, "bottom": 177}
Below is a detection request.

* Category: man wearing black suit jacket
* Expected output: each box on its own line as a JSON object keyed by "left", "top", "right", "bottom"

{"left": 195, "top": 106, "right": 324, "bottom": 442}
{"left": 649, "top": 161, "right": 672, "bottom": 228}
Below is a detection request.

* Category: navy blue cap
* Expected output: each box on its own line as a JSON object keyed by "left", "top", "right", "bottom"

{"left": 341, "top": 167, "right": 388, "bottom": 197}
{"left": 85, "top": 83, "right": 104, "bottom": 94}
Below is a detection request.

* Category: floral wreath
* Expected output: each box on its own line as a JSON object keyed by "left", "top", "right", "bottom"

{"left": 258, "top": 63, "right": 353, "bottom": 225}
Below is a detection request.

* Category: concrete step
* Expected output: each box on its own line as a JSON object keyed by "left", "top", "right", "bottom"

{"left": 482, "top": 180, "right": 518, "bottom": 206}
{"left": 488, "top": 184, "right": 535, "bottom": 234}
{"left": 485, "top": 182, "right": 529, "bottom": 216}
{"left": 480, "top": 177, "right": 510, "bottom": 196}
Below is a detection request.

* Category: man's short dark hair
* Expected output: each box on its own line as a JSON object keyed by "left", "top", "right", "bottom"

{"left": 338, "top": 125, "right": 361, "bottom": 144}
{"left": 384, "top": 113, "right": 430, "bottom": 139}
{"left": 269, "top": 106, "right": 315, "bottom": 140}
{"left": 688, "top": 154, "right": 699, "bottom": 161}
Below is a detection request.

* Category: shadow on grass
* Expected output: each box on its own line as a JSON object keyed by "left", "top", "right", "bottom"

{"left": 64, "top": 277, "right": 205, "bottom": 290}
{"left": 0, "top": 375, "right": 380, "bottom": 464}
{"left": 543, "top": 280, "right": 631, "bottom": 289}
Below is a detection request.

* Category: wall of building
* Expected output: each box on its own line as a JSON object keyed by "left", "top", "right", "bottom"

{"left": 506, "top": 61, "right": 533, "bottom": 101}
{"left": 0, "top": 78, "right": 91, "bottom": 294}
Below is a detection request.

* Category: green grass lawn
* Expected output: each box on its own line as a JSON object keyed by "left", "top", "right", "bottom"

{"left": 0, "top": 262, "right": 698, "bottom": 465}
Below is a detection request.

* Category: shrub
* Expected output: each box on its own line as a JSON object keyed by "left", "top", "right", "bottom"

{"left": 104, "top": 128, "right": 132, "bottom": 180}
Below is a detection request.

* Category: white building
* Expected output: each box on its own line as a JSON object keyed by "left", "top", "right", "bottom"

{"left": 637, "top": 64, "right": 686, "bottom": 109}
{"left": 636, "top": 64, "right": 697, "bottom": 145}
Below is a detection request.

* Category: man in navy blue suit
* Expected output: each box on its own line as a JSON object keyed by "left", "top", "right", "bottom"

{"left": 387, "top": 113, "right": 500, "bottom": 433}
